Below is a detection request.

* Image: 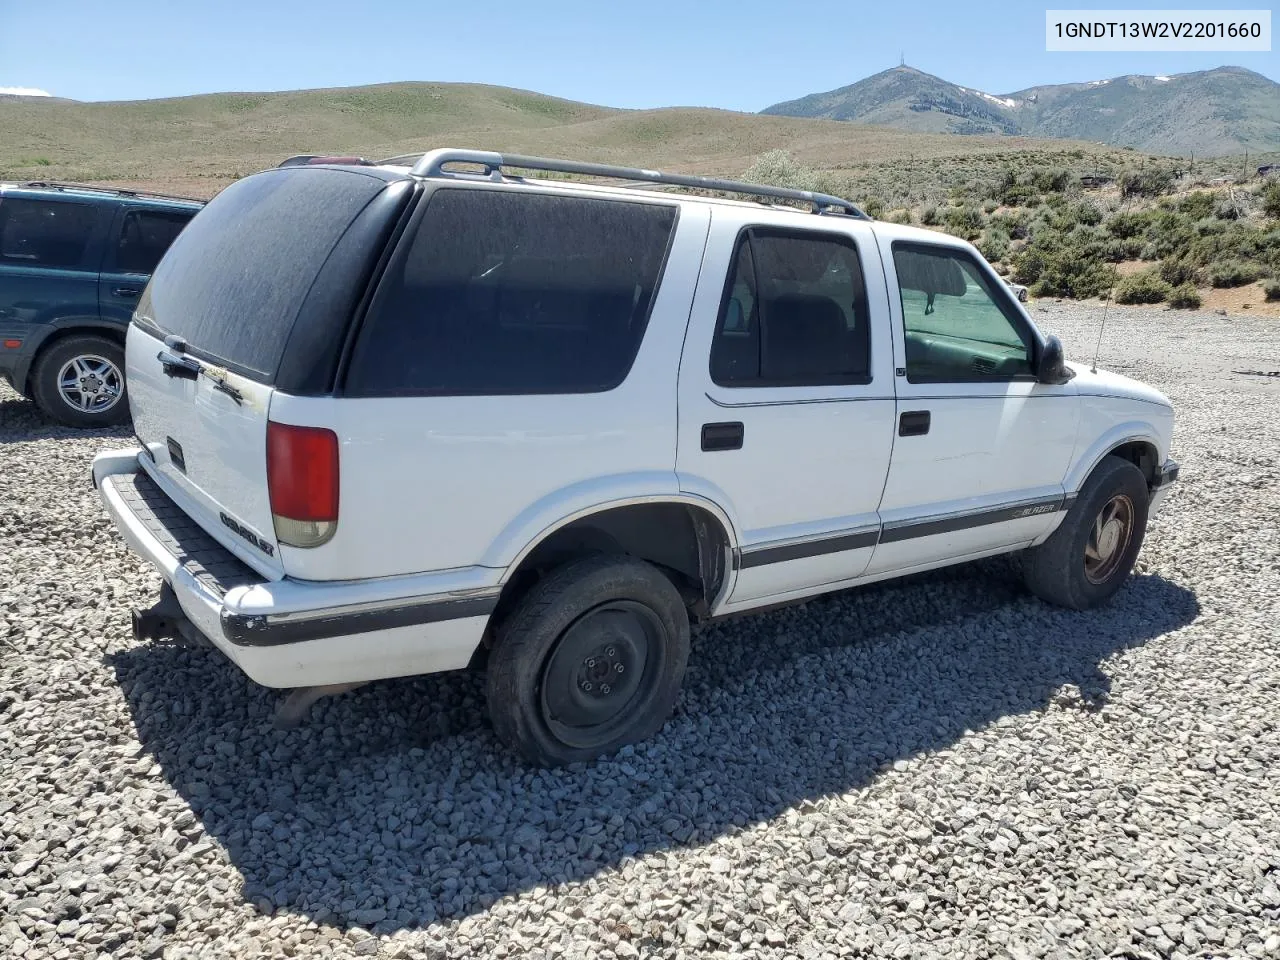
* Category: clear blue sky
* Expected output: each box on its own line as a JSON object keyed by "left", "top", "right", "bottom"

{"left": 1, "top": 0, "right": 1275, "bottom": 108}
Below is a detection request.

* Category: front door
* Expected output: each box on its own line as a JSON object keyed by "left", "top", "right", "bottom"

{"left": 676, "top": 209, "right": 897, "bottom": 607}
{"left": 866, "top": 237, "right": 1079, "bottom": 577}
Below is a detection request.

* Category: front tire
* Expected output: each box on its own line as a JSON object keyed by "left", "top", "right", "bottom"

{"left": 31, "top": 334, "right": 129, "bottom": 428}
{"left": 486, "top": 555, "right": 691, "bottom": 766}
{"left": 1022, "top": 456, "right": 1149, "bottom": 610}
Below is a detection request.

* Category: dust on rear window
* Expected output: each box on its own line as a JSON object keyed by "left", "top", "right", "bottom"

{"left": 134, "top": 169, "right": 383, "bottom": 381}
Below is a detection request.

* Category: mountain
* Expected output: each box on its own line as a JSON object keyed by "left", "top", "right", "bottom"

{"left": 0, "top": 81, "right": 1122, "bottom": 199}
{"left": 762, "top": 66, "right": 1280, "bottom": 156}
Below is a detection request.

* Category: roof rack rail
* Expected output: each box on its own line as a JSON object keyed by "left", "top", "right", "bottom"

{"left": 278, "top": 154, "right": 374, "bottom": 168}
{"left": 17, "top": 180, "right": 203, "bottom": 204}
{"left": 401, "top": 148, "right": 870, "bottom": 219}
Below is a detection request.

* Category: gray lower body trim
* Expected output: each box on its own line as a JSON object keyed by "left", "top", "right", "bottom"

{"left": 221, "top": 593, "right": 500, "bottom": 647}
{"left": 737, "top": 528, "right": 879, "bottom": 570}
{"left": 878, "top": 494, "right": 1070, "bottom": 544}
{"left": 732, "top": 494, "right": 1072, "bottom": 570}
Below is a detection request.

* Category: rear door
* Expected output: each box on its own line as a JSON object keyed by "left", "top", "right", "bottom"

{"left": 99, "top": 204, "right": 197, "bottom": 324}
{"left": 127, "top": 167, "right": 403, "bottom": 578}
{"left": 0, "top": 194, "right": 104, "bottom": 346}
{"left": 676, "top": 208, "right": 896, "bottom": 606}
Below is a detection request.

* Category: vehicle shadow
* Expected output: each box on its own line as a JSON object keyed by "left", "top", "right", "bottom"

{"left": 108, "top": 561, "right": 1199, "bottom": 934}
{"left": 0, "top": 396, "right": 131, "bottom": 442}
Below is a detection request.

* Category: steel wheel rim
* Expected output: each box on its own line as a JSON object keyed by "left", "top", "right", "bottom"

{"left": 1083, "top": 493, "right": 1135, "bottom": 584}
{"left": 539, "top": 600, "right": 666, "bottom": 750}
{"left": 57, "top": 354, "right": 123, "bottom": 414}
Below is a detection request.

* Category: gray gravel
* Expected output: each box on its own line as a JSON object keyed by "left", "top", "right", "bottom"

{"left": 3, "top": 303, "right": 1279, "bottom": 960}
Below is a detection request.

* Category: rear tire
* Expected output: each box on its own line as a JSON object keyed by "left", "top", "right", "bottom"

{"left": 486, "top": 555, "right": 690, "bottom": 766}
{"left": 1022, "top": 455, "right": 1149, "bottom": 610}
{"left": 31, "top": 334, "right": 129, "bottom": 428}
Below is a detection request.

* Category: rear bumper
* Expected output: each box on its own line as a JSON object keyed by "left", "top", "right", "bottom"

{"left": 93, "top": 449, "right": 495, "bottom": 688}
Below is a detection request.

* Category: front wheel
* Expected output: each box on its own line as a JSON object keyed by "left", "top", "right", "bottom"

{"left": 30, "top": 334, "right": 129, "bottom": 428}
{"left": 486, "top": 555, "right": 690, "bottom": 766}
{"left": 1022, "top": 456, "right": 1150, "bottom": 610}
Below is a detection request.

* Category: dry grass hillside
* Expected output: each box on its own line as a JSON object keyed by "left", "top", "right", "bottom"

{"left": 0, "top": 81, "right": 1127, "bottom": 200}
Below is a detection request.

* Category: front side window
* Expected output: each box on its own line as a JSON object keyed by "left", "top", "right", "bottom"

{"left": 346, "top": 188, "right": 677, "bottom": 396}
{"left": 114, "top": 209, "right": 195, "bottom": 274}
{"left": 710, "top": 228, "right": 871, "bottom": 388}
{"left": 0, "top": 198, "right": 98, "bottom": 268}
{"left": 893, "top": 243, "right": 1033, "bottom": 382}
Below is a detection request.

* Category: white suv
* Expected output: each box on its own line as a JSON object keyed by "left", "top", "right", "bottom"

{"left": 93, "top": 149, "right": 1178, "bottom": 766}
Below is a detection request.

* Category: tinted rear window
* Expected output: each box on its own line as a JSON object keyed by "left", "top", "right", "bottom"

{"left": 135, "top": 169, "right": 385, "bottom": 380}
{"left": 115, "top": 208, "right": 196, "bottom": 274}
{"left": 0, "top": 198, "right": 98, "bottom": 268}
{"left": 345, "top": 188, "right": 677, "bottom": 396}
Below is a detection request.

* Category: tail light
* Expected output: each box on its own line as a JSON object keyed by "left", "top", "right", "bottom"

{"left": 266, "top": 421, "right": 339, "bottom": 548}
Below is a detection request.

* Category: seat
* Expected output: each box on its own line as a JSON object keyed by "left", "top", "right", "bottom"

{"left": 760, "top": 294, "right": 850, "bottom": 381}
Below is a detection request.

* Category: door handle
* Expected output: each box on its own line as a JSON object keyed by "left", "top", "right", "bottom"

{"left": 899, "top": 410, "right": 931, "bottom": 437}
{"left": 113, "top": 286, "right": 142, "bottom": 298}
{"left": 701, "top": 421, "right": 744, "bottom": 451}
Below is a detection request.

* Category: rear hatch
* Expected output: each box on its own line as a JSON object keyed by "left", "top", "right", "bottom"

{"left": 127, "top": 166, "right": 411, "bottom": 578}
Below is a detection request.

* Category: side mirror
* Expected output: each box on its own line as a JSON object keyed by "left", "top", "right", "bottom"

{"left": 1036, "top": 334, "right": 1074, "bottom": 385}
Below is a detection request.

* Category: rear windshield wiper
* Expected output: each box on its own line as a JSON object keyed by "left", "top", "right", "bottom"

{"left": 156, "top": 335, "right": 243, "bottom": 404}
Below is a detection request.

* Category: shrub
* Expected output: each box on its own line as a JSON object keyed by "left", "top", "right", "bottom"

{"left": 1167, "top": 283, "right": 1202, "bottom": 309}
{"left": 1107, "top": 211, "right": 1149, "bottom": 239}
{"left": 885, "top": 208, "right": 913, "bottom": 225}
{"left": 1263, "top": 182, "right": 1280, "bottom": 219}
{"left": 1159, "top": 258, "right": 1199, "bottom": 286}
{"left": 1207, "top": 259, "right": 1265, "bottom": 288}
{"left": 1119, "top": 168, "right": 1175, "bottom": 198}
{"left": 944, "top": 204, "right": 984, "bottom": 240}
{"left": 1029, "top": 167, "right": 1071, "bottom": 193}
{"left": 1102, "top": 237, "right": 1144, "bottom": 262}
{"left": 920, "top": 205, "right": 940, "bottom": 226}
{"left": 1264, "top": 279, "right": 1280, "bottom": 302}
{"left": 1176, "top": 191, "right": 1216, "bottom": 219}
{"left": 1114, "top": 270, "right": 1172, "bottom": 304}
{"left": 979, "top": 227, "right": 1010, "bottom": 263}
{"left": 862, "top": 196, "right": 886, "bottom": 219}
{"left": 743, "top": 150, "right": 822, "bottom": 193}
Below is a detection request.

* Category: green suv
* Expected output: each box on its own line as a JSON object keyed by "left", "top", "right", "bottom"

{"left": 0, "top": 181, "right": 203, "bottom": 427}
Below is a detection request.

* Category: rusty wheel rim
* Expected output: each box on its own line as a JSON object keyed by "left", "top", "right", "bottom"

{"left": 1084, "top": 494, "right": 1135, "bottom": 585}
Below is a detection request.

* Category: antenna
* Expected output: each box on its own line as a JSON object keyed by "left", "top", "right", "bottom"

{"left": 900, "top": 51, "right": 905, "bottom": 67}
{"left": 1091, "top": 292, "right": 1111, "bottom": 374}
{"left": 1093, "top": 189, "right": 1133, "bottom": 373}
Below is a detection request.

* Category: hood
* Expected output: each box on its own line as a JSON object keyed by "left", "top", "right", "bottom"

{"left": 1066, "top": 362, "right": 1172, "bottom": 409}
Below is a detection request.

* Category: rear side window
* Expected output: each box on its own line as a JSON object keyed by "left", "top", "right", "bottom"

{"left": 114, "top": 209, "right": 195, "bottom": 274}
{"left": 0, "top": 198, "right": 98, "bottom": 268}
{"left": 710, "top": 228, "right": 871, "bottom": 387}
{"left": 346, "top": 188, "right": 677, "bottom": 396}
{"left": 136, "top": 169, "right": 385, "bottom": 381}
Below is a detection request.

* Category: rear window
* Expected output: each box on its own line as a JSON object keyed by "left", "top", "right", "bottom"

{"left": 114, "top": 208, "right": 196, "bottom": 274}
{"left": 135, "top": 169, "right": 385, "bottom": 381}
{"left": 345, "top": 188, "right": 677, "bottom": 396}
{"left": 0, "top": 198, "right": 98, "bottom": 268}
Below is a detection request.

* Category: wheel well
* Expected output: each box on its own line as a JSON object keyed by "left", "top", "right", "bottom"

{"left": 476, "top": 503, "right": 732, "bottom": 668}
{"left": 1107, "top": 441, "right": 1160, "bottom": 486}
{"left": 24, "top": 326, "right": 126, "bottom": 394}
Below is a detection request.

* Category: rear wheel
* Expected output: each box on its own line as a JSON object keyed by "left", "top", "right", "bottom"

{"left": 1022, "top": 455, "right": 1149, "bottom": 609}
{"left": 486, "top": 555, "right": 690, "bottom": 766}
{"left": 31, "top": 334, "right": 129, "bottom": 428}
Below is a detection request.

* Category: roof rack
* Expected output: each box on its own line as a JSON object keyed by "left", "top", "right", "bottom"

{"left": 277, "top": 154, "right": 374, "bottom": 168}
{"left": 397, "top": 148, "right": 869, "bottom": 219}
{"left": 18, "top": 181, "right": 203, "bottom": 204}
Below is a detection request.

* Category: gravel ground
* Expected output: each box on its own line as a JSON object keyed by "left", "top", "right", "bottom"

{"left": 2, "top": 304, "right": 1278, "bottom": 960}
